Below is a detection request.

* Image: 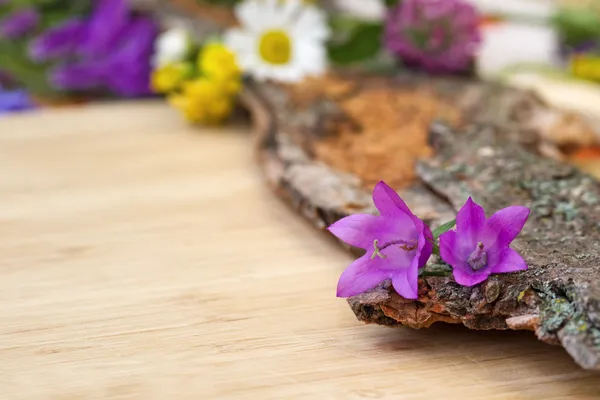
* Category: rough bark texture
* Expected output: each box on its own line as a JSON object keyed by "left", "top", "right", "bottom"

{"left": 241, "top": 72, "right": 600, "bottom": 370}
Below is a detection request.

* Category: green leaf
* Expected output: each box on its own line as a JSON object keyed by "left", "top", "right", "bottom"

{"left": 552, "top": 8, "right": 600, "bottom": 47}
{"left": 432, "top": 219, "right": 456, "bottom": 240}
{"left": 328, "top": 22, "right": 384, "bottom": 65}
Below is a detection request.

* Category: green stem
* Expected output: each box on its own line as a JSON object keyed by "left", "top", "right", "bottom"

{"left": 427, "top": 236, "right": 440, "bottom": 257}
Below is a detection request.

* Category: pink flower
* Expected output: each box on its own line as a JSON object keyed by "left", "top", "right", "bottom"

{"left": 328, "top": 181, "right": 433, "bottom": 299}
{"left": 384, "top": 0, "right": 481, "bottom": 74}
{"left": 439, "top": 197, "right": 530, "bottom": 286}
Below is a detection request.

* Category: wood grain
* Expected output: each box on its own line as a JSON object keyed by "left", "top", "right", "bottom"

{"left": 1, "top": 101, "right": 599, "bottom": 399}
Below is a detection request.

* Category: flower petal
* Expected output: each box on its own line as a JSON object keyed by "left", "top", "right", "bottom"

{"left": 391, "top": 267, "right": 418, "bottom": 299}
{"left": 328, "top": 212, "right": 413, "bottom": 251}
{"left": 452, "top": 268, "right": 489, "bottom": 287}
{"left": 456, "top": 197, "right": 486, "bottom": 249}
{"left": 336, "top": 255, "right": 389, "bottom": 298}
{"left": 29, "top": 18, "right": 85, "bottom": 61}
{"left": 293, "top": 6, "right": 331, "bottom": 41}
{"left": 372, "top": 181, "right": 414, "bottom": 218}
{"left": 491, "top": 248, "right": 528, "bottom": 274}
{"left": 481, "top": 206, "right": 530, "bottom": 253}
{"left": 235, "top": 0, "right": 268, "bottom": 32}
{"left": 439, "top": 230, "right": 461, "bottom": 267}
{"left": 83, "top": 0, "right": 129, "bottom": 55}
{"left": 293, "top": 38, "right": 328, "bottom": 76}
{"left": 417, "top": 223, "right": 433, "bottom": 267}
{"left": 327, "top": 214, "right": 383, "bottom": 250}
{"left": 280, "top": 0, "right": 302, "bottom": 23}
{"left": 51, "top": 63, "right": 104, "bottom": 91}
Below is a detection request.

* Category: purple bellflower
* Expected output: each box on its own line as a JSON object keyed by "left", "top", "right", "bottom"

{"left": 439, "top": 198, "right": 529, "bottom": 287}
{"left": 29, "top": 0, "right": 158, "bottom": 97}
{"left": 384, "top": 0, "right": 481, "bottom": 74}
{"left": 0, "top": 8, "right": 40, "bottom": 39}
{"left": 328, "top": 181, "right": 433, "bottom": 299}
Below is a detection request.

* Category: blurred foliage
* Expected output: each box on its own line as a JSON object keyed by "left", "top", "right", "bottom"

{"left": 552, "top": 7, "right": 600, "bottom": 48}
{"left": 327, "top": 17, "right": 384, "bottom": 65}
{"left": 0, "top": 0, "right": 90, "bottom": 98}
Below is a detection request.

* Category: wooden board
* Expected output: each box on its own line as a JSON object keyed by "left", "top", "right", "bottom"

{"left": 1, "top": 101, "right": 599, "bottom": 399}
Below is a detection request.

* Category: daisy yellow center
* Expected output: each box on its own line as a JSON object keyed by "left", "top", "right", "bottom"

{"left": 258, "top": 30, "right": 292, "bottom": 65}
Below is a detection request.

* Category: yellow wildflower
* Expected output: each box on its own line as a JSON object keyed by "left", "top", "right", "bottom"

{"left": 199, "top": 43, "right": 241, "bottom": 78}
{"left": 198, "top": 43, "right": 242, "bottom": 95}
{"left": 571, "top": 55, "right": 600, "bottom": 82}
{"left": 151, "top": 62, "right": 193, "bottom": 94}
{"left": 168, "top": 77, "right": 235, "bottom": 125}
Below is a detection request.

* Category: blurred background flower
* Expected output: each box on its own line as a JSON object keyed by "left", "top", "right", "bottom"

{"left": 30, "top": 0, "right": 158, "bottom": 97}
{"left": 224, "top": 0, "right": 331, "bottom": 82}
{"left": 153, "top": 28, "right": 193, "bottom": 68}
{"left": 151, "top": 30, "right": 242, "bottom": 126}
{"left": 384, "top": 0, "right": 482, "bottom": 74}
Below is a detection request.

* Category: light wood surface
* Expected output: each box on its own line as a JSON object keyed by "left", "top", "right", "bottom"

{"left": 1, "top": 102, "right": 599, "bottom": 400}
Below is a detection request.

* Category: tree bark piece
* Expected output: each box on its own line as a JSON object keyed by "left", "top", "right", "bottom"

{"left": 242, "top": 72, "right": 600, "bottom": 370}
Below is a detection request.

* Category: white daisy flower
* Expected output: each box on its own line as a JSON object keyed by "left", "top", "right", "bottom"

{"left": 153, "top": 28, "right": 192, "bottom": 67}
{"left": 224, "top": 0, "right": 331, "bottom": 83}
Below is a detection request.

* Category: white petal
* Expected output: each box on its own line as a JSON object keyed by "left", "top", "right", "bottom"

{"left": 280, "top": 66, "right": 304, "bottom": 83}
{"left": 223, "top": 29, "right": 256, "bottom": 53}
{"left": 280, "top": 0, "right": 303, "bottom": 23}
{"left": 293, "top": 6, "right": 331, "bottom": 41}
{"left": 291, "top": 37, "right": 328, "bottom": 75}
{"left": 252, "top": 64, "right": 273, "bottom": 82}
{"left": 153, "top": 28, "right": 190, "bottom": 67}
{"left": 234, "top": 0, "right": 266, "bottom": 32}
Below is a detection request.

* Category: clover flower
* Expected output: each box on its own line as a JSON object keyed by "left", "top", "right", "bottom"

{"left": 384, "top": 0, "right": 481, "bottom": 74}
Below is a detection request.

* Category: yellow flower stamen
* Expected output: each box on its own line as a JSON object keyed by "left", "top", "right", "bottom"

{"left": 259, "top": 30, "right": 292, "bottom": 65}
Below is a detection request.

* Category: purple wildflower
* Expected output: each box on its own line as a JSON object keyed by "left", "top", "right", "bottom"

{"left": 439, "top": 198, "right": 529, "bottom": 287}
{"left": 0, "top": 8, "right": 40, "bottom": 39}
{"left": 384, "top": 0, "right": 481, "bottom": 74}
{"left": 29, "top": 0, "right": 158, "bottom": 97}
{"left": 29, "top": 19, "right": 86, "bottom": 61}
{"left": 0, "top": 86, "right": 35, "bottom": 115}
{"left": 328, "top": 181, "right": 433, "bottom": 299}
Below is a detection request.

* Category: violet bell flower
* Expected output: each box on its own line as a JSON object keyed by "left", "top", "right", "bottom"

{"left": 0, "top": 8, "right": 40, "bottom": 39}
{"left": 29, "top": 0, "right": 158, "bottom": 97}
{"left": 328, "top": 181, "right": 433, "bottom": 299}
{"left": 384, "top": 0, "right": 482, "bottom": 73}
{"left": 439, "top": 197, "right": 530, "bottom": 287}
